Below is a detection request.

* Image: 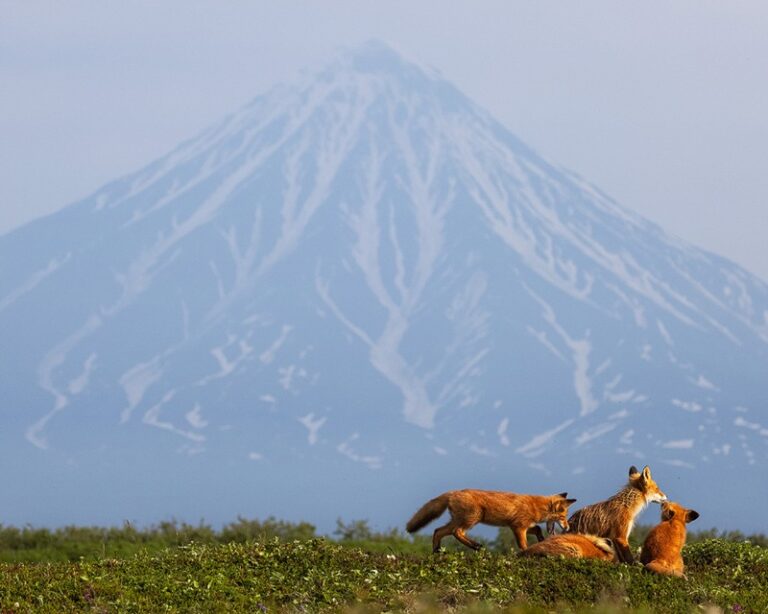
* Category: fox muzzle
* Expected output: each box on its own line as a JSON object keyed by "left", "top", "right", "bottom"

{"left": 547, "top": 520, "right": 567, "bottom": 535}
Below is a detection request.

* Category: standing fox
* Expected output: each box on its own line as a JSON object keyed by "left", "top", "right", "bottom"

{"left": 568, "top": 465, "right": 666, "bottom": 563}
{"left": 406, "top": 489, "right": 576, "bottom": 552}
{"left": 521, "top": 533, "right": 618, "bottom": 562}
{"left": 640, "top": 501, "right": 699, "bottom": 578}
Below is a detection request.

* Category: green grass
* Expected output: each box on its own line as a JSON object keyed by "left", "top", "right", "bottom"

{"left": 4, "top": 517, "right": 764, "bottom": 563}
{"left": 0, "top": 538, "right": 765, "bottom": 613}
{"left": 0, "top": 518, "right": 318, "bottom": 563}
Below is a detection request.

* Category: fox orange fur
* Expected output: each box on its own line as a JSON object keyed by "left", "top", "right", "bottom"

{"left": 520, "top": 533, "right": 618, "bottom": 562}
{"left": 640, "top": 501, "right": 699, "bottom": 578}
{"left": 406, "top": 489, "right": 576, "bottom": 552}
{"left": 567, "top": 465, "right": 666, "bottom": 563}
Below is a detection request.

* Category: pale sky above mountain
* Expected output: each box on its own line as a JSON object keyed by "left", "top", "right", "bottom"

{"left": 2, "top": 1, "right": 767, "bottom": 279}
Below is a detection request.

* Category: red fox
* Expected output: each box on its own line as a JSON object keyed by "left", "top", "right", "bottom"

{"left": 567, "top": 465, "right": 666, "bottom": 563}
{"left": 520, "top": 533, "right": 618, "bottom": 562}
{"left": 640, "top": 501, "right": 699, "bottom": 578}
{"left": 406, "top": 489, "right": 576, "bottom": 552}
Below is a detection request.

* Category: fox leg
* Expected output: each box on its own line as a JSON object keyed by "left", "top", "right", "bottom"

{"left": 527, "top": 525, "right": 546, "bottom": 543}
{"left": 432, "top": 523, "right": 454, "bottom": 552}
{"left": 512, "top": 527, "right": 530, "bottom": 550}
{"left": 613, "top": 538, "right": 634, "bottom": 564}
{"left": 453, "top": 528, "right": 483, "bottom": 551}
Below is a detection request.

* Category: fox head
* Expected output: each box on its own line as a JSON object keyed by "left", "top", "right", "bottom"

{"left": 660, "top": 501, "right": 700, "bottom": 524}
{"left": 628, "top": 465, "right": 667, "bottom": 504}
{"left": 545, "top": 492, "right": 577, "bottom": 534}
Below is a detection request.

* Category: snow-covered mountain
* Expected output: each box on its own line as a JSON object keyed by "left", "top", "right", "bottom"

{"left": 2, "top": 41, "right": 767, "bottom": 532}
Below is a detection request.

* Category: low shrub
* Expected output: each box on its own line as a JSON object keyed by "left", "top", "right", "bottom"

{"left": 0, "top": 538, "right": 766, "bottom": 612}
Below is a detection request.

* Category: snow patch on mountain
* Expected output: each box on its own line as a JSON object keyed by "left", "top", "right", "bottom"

{"left": 662, "top": 439, "right": 694, "bottom": 449}
{"left": 516, "top": 419, "right": 576, "bottom": 458}
{"left": 120, "top": 357, "right": 165, "bottom": 423}
{"left": 337, "top": 433, "right": 382, "bottom": 469}
{"left": 68, "top": 353, "right": 97, "bottom": 395}
{"left": 298, "top": 413, "right": 326, "bottom": 445}
{"left": 0, "top": 254, "right": 71, "bottom": 313}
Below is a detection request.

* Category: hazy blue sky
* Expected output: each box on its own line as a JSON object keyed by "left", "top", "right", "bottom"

{"left": 2, "top": 1, "right": 767, "bottom": 279}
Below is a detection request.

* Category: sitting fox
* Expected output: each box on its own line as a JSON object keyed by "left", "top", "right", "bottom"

{"left": 406, "top": 489, "right": 576, "bottom": 552}
{"left": 521, "top": 533, "right": 617, "bottom": 562}
{"left": 567, "top": 465, "right": 666, "bottom": 563}
{"left": 640, "top": 501, "right": 699, "bottom": 578}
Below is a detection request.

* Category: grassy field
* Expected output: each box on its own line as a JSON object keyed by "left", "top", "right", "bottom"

{"left": 2, "top": 517, "right": 765, "bottom": 562}
{"left": 0, "top": 521, "right": 766, "bottom": 612}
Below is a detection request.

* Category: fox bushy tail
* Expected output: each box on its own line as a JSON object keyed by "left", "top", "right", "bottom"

{"left": 644, "top": 560, "right": 684, "bottom": 578}
{"left": 406, "top": 493, "right": 450, "bottom": 533}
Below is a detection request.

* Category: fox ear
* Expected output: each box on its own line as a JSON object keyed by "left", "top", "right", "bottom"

{"left": 629, "top": 465, "right": 639, "bottom": 476}
{"left": 686, "top": 510, "right": 700, "bottom": 523}
{"left": 554, "top": 498, "right": 577, "bottom": 510}
{"left": 642, "top": 466, "right": 652, "bottom": 480}
{"left": 557, "top": 492, "right": 568, "bottom": 498}
{"left": 664, "top": 508, "right": 676, "bottom": 520}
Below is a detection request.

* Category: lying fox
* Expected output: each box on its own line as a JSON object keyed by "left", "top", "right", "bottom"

{"left": 568, "top": 465, "right": 666, "bottom": 563}
{"left": 406, "top": 489, "right": 576, "bottom": 552}
{"left": 521, "top": 533, "right": 617, "bottom": 562}
{"left": 640, "top": 501, "right": 699, "bottom": 578}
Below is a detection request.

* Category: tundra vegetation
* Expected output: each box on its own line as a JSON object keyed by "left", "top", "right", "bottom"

{"left": 0, "top": 518, "right": 766, "bottom": 612}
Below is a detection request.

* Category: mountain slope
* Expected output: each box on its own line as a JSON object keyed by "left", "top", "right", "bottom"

{"left": 2, "top": 41, "right": 766, "bottom": 531}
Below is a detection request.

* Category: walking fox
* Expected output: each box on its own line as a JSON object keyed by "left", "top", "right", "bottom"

{"left": 521, "top": 533, "right": 617, "bottom": 562}
{"left": 406, "top": 489, "right": 576, "bottom": 552}
{"left": 640, "top": 501, "right": 699, "bottom": 578}
{"left": 568, "top": 465, "right": 666, "bottom": 563}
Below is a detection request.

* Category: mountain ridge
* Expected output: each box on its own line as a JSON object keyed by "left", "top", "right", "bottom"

{"left": 1, "top": 41, "right": 766, "bottom": 532}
